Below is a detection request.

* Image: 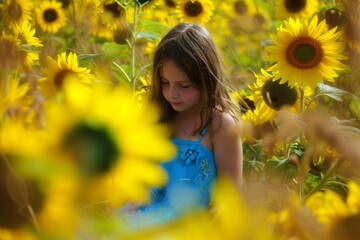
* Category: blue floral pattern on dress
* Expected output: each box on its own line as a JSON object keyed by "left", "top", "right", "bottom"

{"left": 179, "top": 144, "right": 206, "bottom": 165}
{"left": 177, "top": 143, "right": 214, "bottom": 201}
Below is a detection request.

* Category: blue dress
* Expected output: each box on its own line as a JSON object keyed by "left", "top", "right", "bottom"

{"left": 124, "top": 128, "right": 217, "bottom": 227}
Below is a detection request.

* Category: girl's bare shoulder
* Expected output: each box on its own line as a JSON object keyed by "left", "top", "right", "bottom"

{"left": 211, "top": 111, "right": 238, "bottom": 134}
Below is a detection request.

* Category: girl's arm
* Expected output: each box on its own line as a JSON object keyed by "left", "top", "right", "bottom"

{"left": 213, "top": 113, "right": 243, "bottom": 191}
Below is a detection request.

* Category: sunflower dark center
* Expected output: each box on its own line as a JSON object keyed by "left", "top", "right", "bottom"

{"left": 234, "top": 1, "right": 248, "bottom": 15}
{"left": 287, "top": 37, "right": 323, "bottom": 69}
{"left": 240, "top": 97, "right": 255, "bottom": 113}
{"left": 253, "top": 13, "right": 266, "bottom": 26}
{"left": 184, "top": 1, "right": 203, "bottom": 17}
{"left": 284, "top": 0, "right": 306, "bottom": 13}
{"left": 54, "top": 69, "right": 74, "bottom": 89}
{"left": 113, "top": 25, "right": 132, "bottom": 45}
{"left": 9, "top": 0, "right": 23, "bottom": 20}
{"left": 322, "top": 8, "right": 345, "bottom": 29}
{"left": 63, "top": 123, "right": 119, "bottom": 176}
{"left": 43, "top": 8, "right": 58, "bottom": 23}
{"left": 165, "top": 0, "right": 176, "bottom": 7}
{"left": 262, "top": 79, "right": 297, "bottom": 110}
{"left": 104, "top": 2, "right": 124, "bottom": 18}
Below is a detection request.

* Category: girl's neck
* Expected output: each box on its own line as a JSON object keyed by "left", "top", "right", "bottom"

{"left": 174, "top": 113, "right": 201, "bottom": 140}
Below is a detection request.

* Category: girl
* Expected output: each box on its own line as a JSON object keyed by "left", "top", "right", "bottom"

{"left": 125, "top": 23, "right": 243, "bottom": 226}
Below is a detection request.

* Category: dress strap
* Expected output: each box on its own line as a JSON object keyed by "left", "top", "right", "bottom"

{"left": 197, "top": 128, "right": 207, "bottom": 143}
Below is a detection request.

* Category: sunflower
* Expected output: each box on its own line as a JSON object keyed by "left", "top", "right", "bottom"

{"left": 13, "top": 21, "right": 43, "bottom": 69}
{"left": 112, "top": 23, "right": 132, "bottom": 45}
{"left": 318, "top": 6, "right": 346, "bottom": 31}
{"left": 0, "top": 228, "right": 37, "bottom": 240}
{"left": 35, "top": 0, "right": 67, "bottom": 33}
{"left": 38, "top": 52, "right": 94, "bottom": 99}
{"left": 224, "top": 0, "right": 256, "bottom": 32}
{"left": 35, "top": 175, "right": 80, "bottom": 238}
{"left": 265, "top": 16, "right": 347, "bottom": 90}
{"left": 248, "top": 69, "right": 312, "bottom": 125}
{"left": 303, "top": 181, "right": 360, "bottom": 240}
{"left": 0, "top": 32, "right": 26, "bottom": 71}
{"left": 176, "top": 0, "right": 214, "bottom": 24}
{"left": 89, "top": 16, "right": 114, "bottom": 39}
{"left": 144, "top": 0, "right": 178, "bottom": 27}
{"left": 274, "top": 0, "right": 319, "bottom": 20}
{"left": 0, "top": 75, "right": 29, "bottom": 119}
{"left": 0, "top": 122, "right": 80, "bottom": 238}
{"left": 2, "top": 0, "right": 33, "bottom": 28}
{"left": 92, "top": 0, "right": 127, "bottom": 31}
{"left": 44, "top": 80, "right": 176, "bottom": 207}
{"left": 134, "top": 75, "right": 151, "bottom": 107}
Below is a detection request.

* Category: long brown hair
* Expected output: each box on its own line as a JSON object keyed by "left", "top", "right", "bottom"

{"left": 148, "top": 23, "right": 239, "bottom": 135}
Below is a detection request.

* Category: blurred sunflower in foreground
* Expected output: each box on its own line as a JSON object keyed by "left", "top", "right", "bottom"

{"left": 43, "top": 79, "right": 176, "bottom": 207}
{"left": 265, "top": 15, "right": 347, "bottom": 90}
{"left": 274, "top": 180, "right": 360, "bottom": 240}
{"left": 121, "top": 177, "right": 273, "bottom": 240}
{"left": 0, "top": 73, "right": 35, "bottom": 123}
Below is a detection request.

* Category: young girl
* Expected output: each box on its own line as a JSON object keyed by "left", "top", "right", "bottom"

{"left": 125, "top": 23, "right": 243, "bottom": 226}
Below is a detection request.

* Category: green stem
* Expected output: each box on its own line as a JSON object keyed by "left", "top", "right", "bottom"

{"left": 302, "top": 156, "right": 343, "bottom": 202}
{"left": 131, "top": 3, "right": 139, "bottom": 93}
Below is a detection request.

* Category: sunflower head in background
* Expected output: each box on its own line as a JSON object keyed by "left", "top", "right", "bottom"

{"left": 274, "top": 0, "right": 319, "bottom": 20}
{"left": 35, "top": 0, "right": 68, "bottom": 33}
{"left": 1, "top": 0, "right": 33, "bottom": 28}
{"left": 247, "top": 68, "right": 310, "bottom": 125}
{"left": 0, "top": 32, "right": 26, "bottom": 71}
{"left": 176, "top": 0, "right": 214, "bottom": 24}
{"left": 43, "top": 79, "right": 176, "bottom": 207}
{"left": 318, "top": 6, "right": 346, "bottom": 31}
{"left": 265, "top": 15, "right": 347, "bottom": 90}
{"left": 13, "top": 21, "right": 43, "bottom": 70}
{"left": 38, "top": 51, "right": 94, "bottom": 99}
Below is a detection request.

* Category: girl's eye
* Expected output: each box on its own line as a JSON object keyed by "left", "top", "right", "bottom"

{"left": 181, "top": 85, "right": 191, "bottom": 88}
{"left": 161, "top": 81, "right": 169, "bottom": 85}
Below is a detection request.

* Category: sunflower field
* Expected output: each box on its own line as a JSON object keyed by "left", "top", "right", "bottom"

{"left": 1, "top": 0, "right": 360, "bottom": 239}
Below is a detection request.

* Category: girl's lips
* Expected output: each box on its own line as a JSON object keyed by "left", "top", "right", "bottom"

{"left": 170, "top": 102, "right": 181, "bottom": 105}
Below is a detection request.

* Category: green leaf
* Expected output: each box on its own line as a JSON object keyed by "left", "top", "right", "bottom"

{"left": 77, "top": 53, "right": 105, "bottom": 62}
{"left": 244, "top": 158, "right": 264, "bottom": 173}
{"left": 101, "top": 42, "right": 131, "bottom": 59}
{"left": 264, "top": 158, "right": 288, "bottom": 171}
{"left": 137, "top": 19, "right": 168, "bottom": 41}
{"left": 112, "top": 62, "right": 131, "bottom": 84}
{"left": 315, "top": 83, "right": 351, "bottom": 102}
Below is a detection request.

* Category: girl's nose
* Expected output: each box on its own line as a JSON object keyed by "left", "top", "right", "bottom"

{"left": 169, "top": 85, "right": 179, "bottom": 99}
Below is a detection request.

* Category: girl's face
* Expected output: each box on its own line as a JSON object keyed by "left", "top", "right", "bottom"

{"left": 161, "top": 60, "right": 202, "bottom": 114}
